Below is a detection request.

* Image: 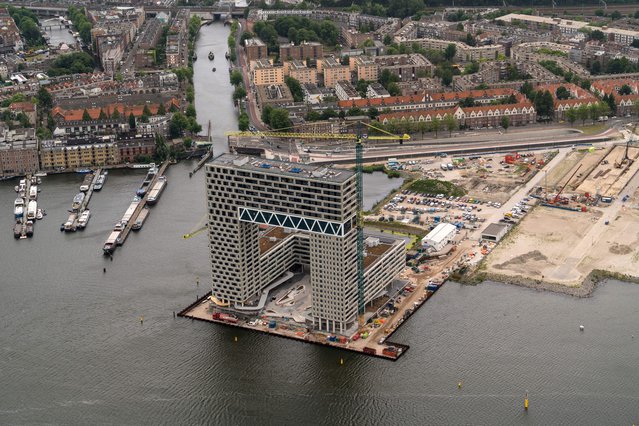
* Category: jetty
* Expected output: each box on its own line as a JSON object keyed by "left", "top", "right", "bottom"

{"left": 15, "top": 174, "right": 43, "bottom": 239}
{"left": 104, "top": 160, "right": 169, "bottom": 254}
{"left": 63, "top": 169, "right": 101, "bottom": 232}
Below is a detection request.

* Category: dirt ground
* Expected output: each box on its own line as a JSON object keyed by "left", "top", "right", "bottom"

{"left": 486, "top": 200, "right": 639, "bottom": 286}
{"left": 577, "top": 146, "right": 639, "bottom": 197}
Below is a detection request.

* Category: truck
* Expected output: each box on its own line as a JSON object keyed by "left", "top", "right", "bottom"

{"left": 212, "top": 312, "right": 238, "bottom": 324}
{"left": 441, "top": 163, "right": 448, "bottom": 171}
{"left": 362, "top": 347, "right": 377, "bottom": 355}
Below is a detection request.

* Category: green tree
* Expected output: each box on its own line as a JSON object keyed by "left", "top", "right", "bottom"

{"left": 261, "top": 105, "right": 273, "bottom": 125}
{"left": 576, "top": 104, "right": 589, "bottom": 126}
{"left": 36, "top": 87, "right": 53, "bottom": 111}
{"left": 367, "top": 107, "right": 379, "bottom": 120}
{"left": 155, "top": 134, "right": 169, "bottom": 162}
{"left": 387, "top": 82, "right": 401, "bottom": 96}
{"left": 443, "top": 114, "right": 458, "bottom": 136}
{"left": 238, "top": 112, "right": 249, "bottom": 131}
{"left": 305, "top": 110, "right": 322, "bottom": 121}
{"left": 230, "top": 70, "right": 243, "bottom": 86}
{"left": 157, "top": 102, "right": 166, "bottom": 115}
{"left": 169, "top": 112, "right": 189, "bottom": 138}
{"left": 268, "top": 108, "right": 292, "bottom": 130}
{"left": 590, "top": 29, "right": 605, "bottom": 42}
{"left": 285, "top": 76, "right": 303, "bottom": 102}
{"left": 82, "top": 109, "right": 91, "bottom": 121}
{"left": 379, "top": 69, "right": 400, "bottom": 89}
{"left": 619, "top": 84, "right": 633, "bottom": 96}
{"left": 128, "top": 112, "right": 136, "bottom": 129}
{"left": 112, "top": 108, "right": 120, "bottom": 119}
{"left": 556, "top": 86, "right": 570, "bottom": 100}
{"left": 187, "top": 117, "right": 202, "bottom": 134}
{"left": 520, "top": 81, "right": 534, "bottom": 99}
{"left": 430, "top": 117, "right": 441, "bottom": 138}
{"left": 233, "top": 86, "right": 247, "bottom": 102}
{"left": 566, "top": 107, "right": 577, "bottom": 125}
{"left": 589, "top": 103, "right": 602, "bottom": 123}
{"left": 444, "top": 43, "right": 457, "bottom": 61}
{"left": 603, "top": 93, "right": 617, "bottom": 116}
{"left": 186, "top": 103, "right": 197, "bottom": 118}
{"left": 418, "top": 120, "right": 427, "bottom": 139}
{"left": 500, "top": 116, "right": 510, "bottom": 132}
{"left": 99, "top": 109, "right": 107, "bottom": 120}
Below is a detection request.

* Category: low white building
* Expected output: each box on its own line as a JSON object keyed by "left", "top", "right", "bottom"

{"left": 422, "top": 222, "right": 457, "bottom": 251}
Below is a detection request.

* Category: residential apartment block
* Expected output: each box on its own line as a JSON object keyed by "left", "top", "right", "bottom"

{"left": 279, "top": 42, "right": 324, "bottom": 61}
{"left": 319, "top": 57, "right": 350, "bottom": 88}
{"left": 252, "top": 59, "right": 285, "bottom": 86}
{"left": 373, "top": 53, "right": 432, "bottom": 81}
{"left": 245, "top": 38, "right": 268, "bottom": 62}
{"left": 284, "top": 60, "right": 318, "bottom": 85}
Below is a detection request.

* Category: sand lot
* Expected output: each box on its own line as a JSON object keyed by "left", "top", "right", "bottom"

{"left": 486, "top": 202, "right": 639, "bottom": 287}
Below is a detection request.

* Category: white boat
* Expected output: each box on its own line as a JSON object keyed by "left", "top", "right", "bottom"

{"left": 120, "top": 197, "right": 141, "bottom": 226}
{"left": 132, "top": 207, "right": 149, "bottom": 231}
{"left": 72, "top": 192, "right": 85, "bottom": 211}
{"left": 64, "top": 213, "right": 77, "bottom": 232}
{"left": 77, "top": 210, "right": 90, "bottom": 229}
{"left": 103, "top": 231, "right": 121, "bottom": 254}
{"left": 26, "top": 200, "right": 37, "bottom": 220}
{"left": 36, "top": 209, "right": 44, "bottom": 220}
{"left": 14, "top": 205, "right": 24, "bottom": 219}
{"left": 14, "top": 197, "right": 24, "bottom": 207}
{"left": 94, "top": 171, "right": 108, "bottom": 191}
{"left": 147, "top": 176, "right": 167, "bottom": 205}
{"left": 29, "top": 185, "right": 38, "bottom": 200}
{"left": 34, "top": 172, "right": 47, "bottom": 177}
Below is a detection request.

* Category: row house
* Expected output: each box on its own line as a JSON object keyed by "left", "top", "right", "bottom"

{"left": 378, "top": 103, "right": 536, "bottom": 128}
{"left": 590, "top": 78, "right": 639, "bottom": 97}
{"left": 338, "top": 88, "right": 524, "bottom": 111}
{"left": 554, "top": 99, "right": 597, "bottom": 120}
{"left": 535, "top": 83, "right": 597, "bottom": 101}
{"left": 616, "top": 94, "right": 639, "bottom": 116}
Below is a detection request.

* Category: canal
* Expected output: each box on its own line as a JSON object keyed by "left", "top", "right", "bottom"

{"left": 0, "top": 22, "right": 638, "bottom": 424}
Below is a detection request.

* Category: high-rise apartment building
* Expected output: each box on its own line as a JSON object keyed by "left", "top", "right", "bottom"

{"left": 206, "top": 155, "right": 405, "bottom": 334}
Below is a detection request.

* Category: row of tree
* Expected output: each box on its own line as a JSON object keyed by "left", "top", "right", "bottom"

{"left": 48, "top": 52, "right": 95, "bottom": 76}
{"left": 67, "top": 6, "right": 92, "bottom": 45}
{"left": 8, "top": 6, "right": 46, "bottom": 48}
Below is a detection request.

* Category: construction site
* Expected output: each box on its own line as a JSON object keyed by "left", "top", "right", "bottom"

{"left": 485, "top": 139, "right": 639, "bottom": 289}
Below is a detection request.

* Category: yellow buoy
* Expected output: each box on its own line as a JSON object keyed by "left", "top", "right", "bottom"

{"left": 139, "top": 316, "right": 144, "bottom": 324}
{"left": 234, "top": 336, "right": 238, "bottom": 342}
{"left": 524, "top": 392, "right": 529, "bottom": 410}
{"left": 340, "top": 358, "right": 344, "bottom": 365}
{"left": 458, "top": 381, "right": 462, "bottom": 389}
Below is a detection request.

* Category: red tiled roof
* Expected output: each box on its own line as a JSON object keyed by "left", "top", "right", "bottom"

{"left": 52, "top": 98, "right": 180, "bottom": 121}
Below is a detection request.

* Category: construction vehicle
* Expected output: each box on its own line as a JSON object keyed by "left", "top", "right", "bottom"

{"left": 226, "top": 123, "right": 409, "bottom": 327}
{"left": 549, "top": 164, "right": 582, "bottom": 204}
{"left": 615, "top": 123, "right": 637, "bottom": 168}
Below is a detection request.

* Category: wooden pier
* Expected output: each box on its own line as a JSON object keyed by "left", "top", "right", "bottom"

{"left": 110, "top": 160, "right": 170, "bottom": 252}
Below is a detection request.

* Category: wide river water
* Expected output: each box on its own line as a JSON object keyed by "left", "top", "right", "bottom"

{"left": 1, "top": 23, "right": 638, "bottom": 425}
